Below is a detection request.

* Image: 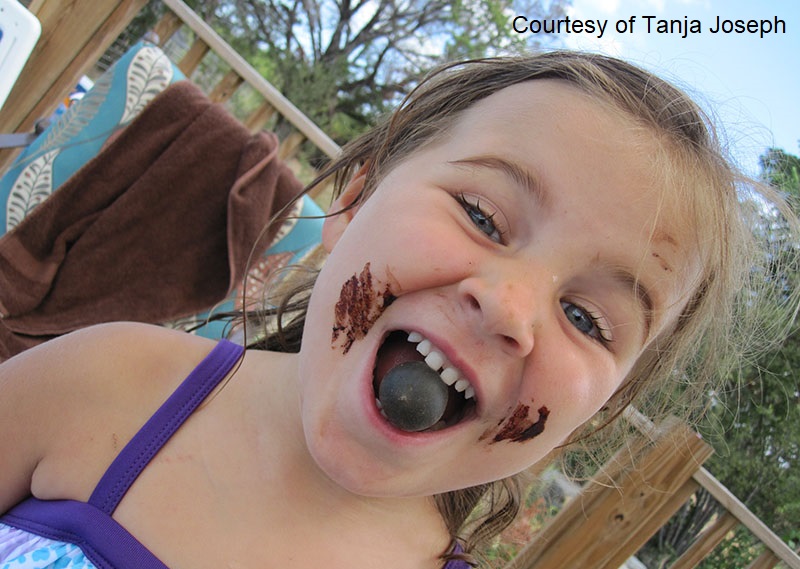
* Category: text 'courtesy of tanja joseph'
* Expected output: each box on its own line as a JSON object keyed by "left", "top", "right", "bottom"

{"left": 512, "top": 15, "right": 787, "bottom": 39}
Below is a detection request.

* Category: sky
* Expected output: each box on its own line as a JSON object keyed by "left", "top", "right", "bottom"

{"left": 531, "top": 0, "right": 799, "bottom": 176}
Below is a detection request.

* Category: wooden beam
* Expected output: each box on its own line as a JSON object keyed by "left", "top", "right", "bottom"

{"left": 505, "top": 418, "right": 712, "bottom": 569}
{"left": 747, "top": 549, "right": 782, "bottom": 569}
{"left": 152, "top": 10, "right": 182, "bottom": 46}
{"left": 161, "top": 0, "right": 340, "bottom": 159}
{"left": 278, "top": 131, "right": 306, "bottom": 161}
{"left": 598, "top": 478, "right": 701, "bottom": 569}
{"left": 244, "top": 101, "right": 277, "bottom": 133}
{"left": 208, "top": 69, "right": 244, "bottom": 103}
{"left": 626, "top": 407, "right": 800, "bottom": 569}
{"left": 670, "top": 512, "right": 739, "bottom": 569}
{"left": 178, "top": 37, "right": 210, "bottom": 76}
{"left": 692, "top": 468, "right": 800, "bottom": 569}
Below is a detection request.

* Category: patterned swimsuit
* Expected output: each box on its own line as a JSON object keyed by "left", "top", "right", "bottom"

{"left": 0, "top": 340, "right": 470, "bottom": 569}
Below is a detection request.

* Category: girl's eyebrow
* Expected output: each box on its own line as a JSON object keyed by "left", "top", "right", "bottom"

{"left": 607, "top": 265, "right": 654, "bottom": 341}
{"left": 448, "top": 155, "right": 547, "bottom": 208}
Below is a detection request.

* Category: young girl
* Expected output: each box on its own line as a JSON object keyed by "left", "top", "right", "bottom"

{"left": 0, "top": 50, "right": 796, "bottom": 569}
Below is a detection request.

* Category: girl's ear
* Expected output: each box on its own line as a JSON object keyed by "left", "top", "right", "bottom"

{"left": 322, "top": 163, "right": 369, "bottom": 252}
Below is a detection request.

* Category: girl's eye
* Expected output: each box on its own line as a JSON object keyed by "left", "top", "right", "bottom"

{"left": 561, "top": 301, "right": 613, "bottom": 346}
{"left": 455, "top": 193, "right": 505, "bottom": 243}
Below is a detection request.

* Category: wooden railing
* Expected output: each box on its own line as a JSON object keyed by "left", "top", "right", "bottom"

{"left": 1, "top": 2, "right": 798, "bottom": 567}
{"left": 507, "top": 409, "right": 800, "bottom": 569}
{"left": 0, "top": 0, "right": 340, "bottom": 174}
{"left": 152, "top": 0, "right": 339, "bottom": 161}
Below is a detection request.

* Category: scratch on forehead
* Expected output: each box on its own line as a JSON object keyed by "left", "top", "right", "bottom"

{"left": 331, "top": 262, "right": 396, "bottom": 354}
{"left": 651, "top": 230, "right": 680, "bottom": 273}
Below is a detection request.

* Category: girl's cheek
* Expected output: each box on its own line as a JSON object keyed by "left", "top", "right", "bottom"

{"left": 331, "top": 262, "right": 396, "bottom": 354}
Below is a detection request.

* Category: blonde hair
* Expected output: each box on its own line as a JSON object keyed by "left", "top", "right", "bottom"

{"left": 248, "top": 50, "right": 800, "bottom": 565}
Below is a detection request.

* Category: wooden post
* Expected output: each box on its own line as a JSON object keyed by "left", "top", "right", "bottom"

{"left": 152, "top": 10, "right": 182, "bottom": 46}
{"left": 598, "top": 477, "right": 701, "bottom": 569}
{"left": 244, "top": 101, "right": 277, "bottom": 133}
{"left": 505, "top": 417, "right": 713, "bottom": 569}
{"left": 746, "top": 550, "right": 782, "bottom": 569}
{"left": 278, "top": 131, "right": 306, "bottom": 161}
{"left": 178, "top": 38, "right": 210, "bottom": 76}
{"left": 208, "top": 69, "right": 244, "bottom": 103}
{"left": 670, "top": 512, "right": 739, "bottom": 569}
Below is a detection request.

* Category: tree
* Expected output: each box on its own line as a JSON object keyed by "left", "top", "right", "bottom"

{"left": 639, "top": 147, "right": 800, "bottom": 568}
{"left": 178, "top": 0, "right": 570, "bottom": 142}
{"left": 760, "top": 147, "right": 800, "bottom": 194}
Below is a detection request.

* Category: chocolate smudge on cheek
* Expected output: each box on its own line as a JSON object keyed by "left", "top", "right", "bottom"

{"left": 331, "top": 262, "right": 396, "bottom": 354}
{"left": 490, "top": 403, "right": 550, "bottom": 443}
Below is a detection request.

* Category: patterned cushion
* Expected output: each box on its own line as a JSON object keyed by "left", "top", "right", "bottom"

{"left": 0, "top": 40, "right": 183, "bottom": 235}
{"left": 176, "top": 195, "right": 325, "bottom": 339}
{"left": 0, "top": 39, "right": 326, "bottom": 341}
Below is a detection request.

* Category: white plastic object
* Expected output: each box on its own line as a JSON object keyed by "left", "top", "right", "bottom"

{"left": 0, "top": 0, "right": 42, "bottom": 112}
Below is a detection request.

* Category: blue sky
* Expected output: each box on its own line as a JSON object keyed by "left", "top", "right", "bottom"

{"left": 548, "top": 0, "right": 799, "bottom": 176}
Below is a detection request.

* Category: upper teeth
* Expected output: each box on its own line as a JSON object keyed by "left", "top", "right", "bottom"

{"left": 408, "top": 332, "right": 475, "bottom": 400}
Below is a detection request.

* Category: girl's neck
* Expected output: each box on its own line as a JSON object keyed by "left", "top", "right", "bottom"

{"left": 240, "top": 349, "right": 452, "bottom": 562}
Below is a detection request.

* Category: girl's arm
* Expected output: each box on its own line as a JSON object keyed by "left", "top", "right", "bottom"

{"left": 0, "top": 338, "right": 50, "bottom": 513}
{"left": 0, "top": 322, "right": 211, "bottom": 514}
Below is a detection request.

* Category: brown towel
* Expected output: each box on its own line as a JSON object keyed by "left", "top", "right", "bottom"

{"left": 0, "top": 80, "right": 304, "bottom": 360}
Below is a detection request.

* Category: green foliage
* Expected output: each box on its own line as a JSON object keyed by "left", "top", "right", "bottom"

{"left": 760, "top": 147, "right": 800, "bottom": 197}
{"left": 482, "top": 472, "right": 567, "bottom": 568}
{"left": 702, "top": 330, "right": 800, "bottom": 539}
{"left": 163, "top": 0, "right": 570, "bottom": 146}
{"left": 116, "top": 0, "right": 569, "bottom": 171}
{"left": 697, "top": 527, "right": 761, "bottom": 569}
{"left": 639, "top": 146, "right": 800, "bottom": 567}
{"left": 444, "top": 0, "right": 525, "bottom": 60}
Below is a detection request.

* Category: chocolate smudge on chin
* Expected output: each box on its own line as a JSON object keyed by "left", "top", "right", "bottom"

{"left": 332, "top": 262, "right": 396, "bottom": 354}
{"left": 491, "top": 403, "right": 550, "bottom": 443}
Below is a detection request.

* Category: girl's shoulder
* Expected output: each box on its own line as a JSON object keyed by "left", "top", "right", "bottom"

{"left": 4, "top": 322, "right": 218, "bottom": 411}
{"left": 0, "top": 323, "right": 220, "bottom": 508}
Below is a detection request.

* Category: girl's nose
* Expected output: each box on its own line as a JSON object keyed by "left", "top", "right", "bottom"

{"left": 458, "top": 274, "right": 537, "bottom": 357}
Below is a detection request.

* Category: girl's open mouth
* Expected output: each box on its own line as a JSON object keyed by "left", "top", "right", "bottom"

{"left": 372, "top": 331, "right": 477, "bottom": 433}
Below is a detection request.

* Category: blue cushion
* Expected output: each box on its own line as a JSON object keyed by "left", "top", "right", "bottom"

{"left": 0, "top": 39, "right": 325, "bottom": 341}
{"left": 0, "top": 40, "right": 184, "bottom": 235}
{"left": 186, "top": 194, "right": 325, "bottom": 339}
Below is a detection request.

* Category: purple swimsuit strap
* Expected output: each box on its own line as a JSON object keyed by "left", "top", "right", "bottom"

{"left": 442, "top": 542, "right": 473, "bottom": 568}
{"left": 88, "top": 339, "right": 244, "bottom": 514}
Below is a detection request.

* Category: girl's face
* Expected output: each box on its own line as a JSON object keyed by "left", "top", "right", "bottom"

{"left": 298, "top": 80, "right": 701, "bottom": 498}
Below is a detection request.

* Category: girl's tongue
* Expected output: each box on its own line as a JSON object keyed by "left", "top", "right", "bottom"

{"left": 373, "top": 332, "right": 467, "bottom": 432}
{"left": 373, "top": 332, "right": 425, "bottom": 384}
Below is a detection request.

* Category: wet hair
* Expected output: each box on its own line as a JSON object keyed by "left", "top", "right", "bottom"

{"left": 243, "top": 50, "right": 800, "bottom": 565}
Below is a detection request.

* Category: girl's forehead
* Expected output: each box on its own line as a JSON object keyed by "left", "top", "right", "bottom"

{"left": 460, "top": 79, "right": 626, "bottom": 129}
{"left": 442, "top": 79, "right": 653, "bottom": 178}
